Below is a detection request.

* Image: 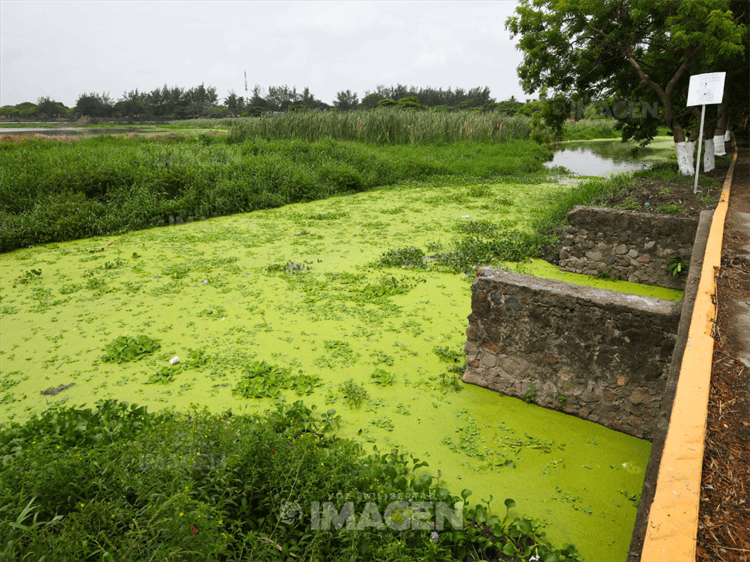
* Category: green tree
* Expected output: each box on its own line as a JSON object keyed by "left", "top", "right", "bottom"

{"left": 0, "top": 105, "right": 20, "bottom": 119}
{"left": 224, "top": 90, "right": 245, "bottom": 116}
{"left": 75, "top": 92, "right": 113, "bottom": 118}
{"left": 361, "top": 93, "right": 381, "bottom": 110}
{"left": 378, "top": 98, "right": 397, "bottom": 108}
{"left": 507, "top": 0, "right": 748, "bottom": 170}
{"left": 35, "top": 97, "right": 62, "bottom": 118}
{"left": 495, "top": 96, "right": 524, "bottom": 116}
{"left": 265, "top": 85, "right": 300, "bottom": 112}
{"left": 15, "top": 102, "right": 38, "bottom": 120}
{"left": 333, "top": 90, "right": 359, "bottom": 111}
{"left": 185, "top": 83, "right": 218, "bottom": 118}
{"left": 395, "top": 96, "right": 426, "bottom": 110}
{"left": 300, "top": 87, "right": 320, "bottom": 109}
{"left": 115, "top": 89, "right": 147, "bottom": 119}
{"left": 248, "top": 85, "right": 267, "bottom": 111}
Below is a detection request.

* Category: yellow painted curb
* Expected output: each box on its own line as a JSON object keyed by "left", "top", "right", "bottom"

{"left": 641, "top": 148, "right": 739, "bottom": 562}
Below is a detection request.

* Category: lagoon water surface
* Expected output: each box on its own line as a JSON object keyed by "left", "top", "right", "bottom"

{"left": 0, "top": 179, "right": 675, "bottom": 560}
{"left": 545, "top": 137, "right": 677, "bottom": 178}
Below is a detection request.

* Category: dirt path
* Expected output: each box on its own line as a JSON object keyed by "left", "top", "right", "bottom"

{"left": 696, "top": 141, "right": 750, "bottom": 562}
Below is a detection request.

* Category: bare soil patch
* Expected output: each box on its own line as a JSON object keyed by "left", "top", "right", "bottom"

{"left": 697, "top": 141, "right": 750, "bottom": 562}
{"left": 598, "top": 156, "right": 733, "bottom": 219}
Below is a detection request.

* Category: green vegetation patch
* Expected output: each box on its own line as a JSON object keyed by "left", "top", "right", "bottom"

{"left": 101, "top": 335, "right": 160, "bottom": 363}
{"left": 0, "top": 135, "right": 550, "bottom": 252}
{"left": 232, "top": 361, "right": 322, "bottom": 399}
{"left": 0, "top": 400, "right": 583, "bottom": 561}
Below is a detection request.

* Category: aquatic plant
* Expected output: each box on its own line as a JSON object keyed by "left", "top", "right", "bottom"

{"left": 232, "top": 361, "right": 322, "bottom": 399}
{"left": 370, "top": 369, "right": 396, "bottom": 386}
{"left": 338, "top": 378, "right": 369, "bottom": 408}
{"left": 376, "top": 246, "right": 427, "bottom": 269}
{"left": 101, "top": 335, "right": 160, "bottom": 363}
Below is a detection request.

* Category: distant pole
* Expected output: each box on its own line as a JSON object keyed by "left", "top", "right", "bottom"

{"left": 244, "top": 70, "right": 249, "bottom": 107}
{"left": 693, "top": 104, "right": 706, "bottom": 195}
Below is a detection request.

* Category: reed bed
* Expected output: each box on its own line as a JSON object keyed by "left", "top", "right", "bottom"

{"left": 228, "top": 109, "right": 532, "bottom": 144}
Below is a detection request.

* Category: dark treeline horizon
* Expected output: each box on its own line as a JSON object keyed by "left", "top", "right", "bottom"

{"left": 0, "top": 82, "right": 533, "bottom": 121}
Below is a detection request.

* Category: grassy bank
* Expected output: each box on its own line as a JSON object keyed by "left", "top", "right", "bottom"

{"left": 0, "top": 400, "right": 582, "bottom": 561}
{"left": 0, "top": 135, "right": 550, "bottom": 253}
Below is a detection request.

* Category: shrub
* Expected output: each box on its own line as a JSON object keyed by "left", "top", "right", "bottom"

{"left": 0, "top": 401, "right": 583, "bottom": 561}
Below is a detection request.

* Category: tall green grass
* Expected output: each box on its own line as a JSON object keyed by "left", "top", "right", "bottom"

{"left": 228, "top": 109, "right": 532, "bottom": 144}
{"left": 166, "top": 118, "right": 238, "bottom": 129}
{"left": 0, "top": 135, "right": 550, "bottom": 252}
{"left": 562, "top": 118, "right": 672, "bottom": 141}
{"left": 531, "top": 174, "right": 633, "bottom": 234}
{"left": 429, "top": 174, "right": 636, "bottom": 274}
{"left": 562, "top": 119, "right": 621, "bottom": 141}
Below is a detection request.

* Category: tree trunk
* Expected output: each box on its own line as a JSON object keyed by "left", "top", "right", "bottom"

{"left": 676, "top": 141, "right": 695, "bottom": 176}
{"left": 704, "top": 139, "right": 715, "bottom": 172}
{"left": 671, "top": 122, "right": 695, "bottom": 175}
{"left": 714, "top": 132, "right": 727, "bottom": 155}
{"left": 714, "top": 103, "right": 728, "bottom": 155}
{"left": 702, "top": 107, "right": 718, "bottom": 172}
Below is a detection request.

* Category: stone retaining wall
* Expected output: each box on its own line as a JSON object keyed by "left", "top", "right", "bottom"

{"left": 559, "top": 206, "right": 698, "bottom": 290}
{"left": 463, "top": 269, "right": 681, "bottom": 440}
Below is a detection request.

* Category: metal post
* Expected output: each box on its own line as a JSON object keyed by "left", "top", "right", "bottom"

{"left": 693, "top": 104, "right": 706, "bottom": 195}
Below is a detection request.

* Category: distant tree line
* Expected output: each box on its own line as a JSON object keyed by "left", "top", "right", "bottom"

{"left": 0, "top": 82, "right": 540, "bottom": 121}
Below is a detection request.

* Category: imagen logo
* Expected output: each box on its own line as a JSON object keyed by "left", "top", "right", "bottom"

{"left": 279, "top": 502, "right": 303, "bottom": 524}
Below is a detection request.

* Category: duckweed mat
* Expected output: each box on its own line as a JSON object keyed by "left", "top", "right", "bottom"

{"left": 1, "top": 179, "right": 680, "bottom": 560}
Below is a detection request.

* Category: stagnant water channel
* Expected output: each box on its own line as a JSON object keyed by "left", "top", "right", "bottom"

{"left": 545, "top": 138, "right": 678, "bottom": 178}
{"left": 0, "top": 141, "right": 679, "bottom": 560}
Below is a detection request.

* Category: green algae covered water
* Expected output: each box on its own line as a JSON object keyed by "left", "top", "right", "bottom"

{"left": 0, "top": 179, "right": 678, "bottom": 561}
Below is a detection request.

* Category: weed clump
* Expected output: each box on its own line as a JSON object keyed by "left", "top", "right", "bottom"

{"left": 376, "top": 246, "right": 427, "bottom": 269}
{"left": 101, "top": 335, "right": 160, "bottom": 363}
{"left": 233, "top": 361, "right": 322, "bottom": 399}
{"left": 338, "top": 378, "right": 369, "bottom": 408}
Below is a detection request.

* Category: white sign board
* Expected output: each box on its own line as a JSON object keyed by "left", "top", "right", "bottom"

{"left": 687, "top": 72, "right": 726, "bottom": 107}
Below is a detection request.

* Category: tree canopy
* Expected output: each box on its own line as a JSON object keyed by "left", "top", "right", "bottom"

{"left": 506, "top": 0, "right": 749, "bottom": 145}
{"left": 3, "top": 82, "right": 526, "bottom": 121}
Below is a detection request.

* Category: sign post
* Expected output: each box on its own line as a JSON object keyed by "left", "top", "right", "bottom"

{"left": 686, "top": 72, "right": 726, "bottom": 195}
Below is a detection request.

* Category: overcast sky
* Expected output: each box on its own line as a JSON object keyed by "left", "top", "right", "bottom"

{"left": 1, "top": 1, "right": 531, "bottom": 108}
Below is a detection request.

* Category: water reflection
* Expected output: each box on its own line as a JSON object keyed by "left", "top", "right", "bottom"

{"left": 0, "top": 127, "right": 170, "bottom": 136}
{"left": 545, "top": 141, "right": 652, "bottom": 177}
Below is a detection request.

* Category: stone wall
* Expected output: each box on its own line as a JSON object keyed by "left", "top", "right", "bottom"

{"left": 559, "top": 206, "right": 698, "bottom": 290}
{"left": 463, "top": 269, "right": 681, "bottom": 440}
